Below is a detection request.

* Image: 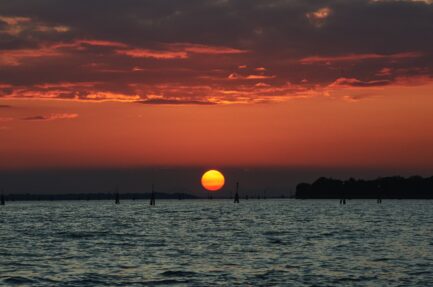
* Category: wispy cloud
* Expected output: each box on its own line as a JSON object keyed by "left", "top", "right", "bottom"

{"left": 0, "top": 46, "right": 63, "bottom": 66}
{"left": 0, "top": 15, "right": 69, "bottom": 36}
{"left": 22, "top": 113, "right": 79, "bottom": 121}
{"left": 300, "top": 52, "right": 423, "bottom": 64}
{"left": 306, "top": 7, "right": 332, "bottom": 27}
{"left": 116, "top": 49, "right": 188, "bottom": 59}
{"left": 116, "top": 43, "right": 248, "bottom": 59}
{"left": 329, "top": 77, "right": 391, "bottom": 88}
{"left": 228, "top": 73, "right": 276, "bottom": 80}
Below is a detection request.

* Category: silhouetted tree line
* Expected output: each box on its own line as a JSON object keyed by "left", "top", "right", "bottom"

{"left": 296, "top": 176, "right": 433, "bottom": 199}
{"left": 1, "top": 192, "right": 198, "bottom": 202}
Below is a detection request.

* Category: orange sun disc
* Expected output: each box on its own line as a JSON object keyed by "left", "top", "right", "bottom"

{"left": 201, "top": 169, "right": 225, "bottom": 191}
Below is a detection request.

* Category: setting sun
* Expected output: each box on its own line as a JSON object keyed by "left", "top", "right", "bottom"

{"left": 201, "top": 170, "right": 225, "bottom": 191}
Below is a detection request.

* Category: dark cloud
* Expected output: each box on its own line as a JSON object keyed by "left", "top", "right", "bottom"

{"left": 0, "top": 0, "right": 432, "bottom": 103}
{"left": 330, "top": 77, "right": 391, "bottom": 87}
{"left": 0, "top": 104, "right": 12, "bottom": 108}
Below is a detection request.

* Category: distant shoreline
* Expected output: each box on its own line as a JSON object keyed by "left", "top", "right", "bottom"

{"left": 296, "top": 176, "right": 433, "bottom": 199}
{"left": 0, "top": 194, "right": 293, "bottom": 202}
{"left": 0, "top": 192, "right": 198, "bottom": 202}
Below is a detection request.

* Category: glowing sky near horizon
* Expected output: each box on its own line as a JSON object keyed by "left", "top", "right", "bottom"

{"left": 1, "top": 0, "right": 433, "bottom": 170}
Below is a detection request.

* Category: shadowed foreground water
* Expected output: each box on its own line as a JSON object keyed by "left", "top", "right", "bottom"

{"left": 1, "top": 199, "right": 432, "bottom": 286}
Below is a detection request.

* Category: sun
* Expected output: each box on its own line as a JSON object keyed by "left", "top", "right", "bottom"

{"left": 201, "top": 169, "right": 225, "bottom": 191}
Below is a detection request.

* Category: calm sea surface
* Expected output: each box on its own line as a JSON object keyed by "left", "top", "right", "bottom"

{"left": 1, "top": 199, "right": 432, "bottom": 286}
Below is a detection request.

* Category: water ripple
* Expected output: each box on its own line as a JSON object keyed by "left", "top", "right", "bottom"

{"left": 0, "top": 199, "right": 432, "bottom": 286}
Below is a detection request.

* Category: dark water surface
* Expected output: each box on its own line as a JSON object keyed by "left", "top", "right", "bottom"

{"left": 1, "top": 199, "right": 432, "bottom": 286}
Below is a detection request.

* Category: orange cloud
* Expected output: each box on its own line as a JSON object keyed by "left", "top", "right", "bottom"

{"left": 74, "top": 39, "right": 127, "bottom": 48}
{"left": 376, "top": 67, "right": 392, "bottom": 76}
{"left": 0, "top": 16, "right": 31, "bottom": 25}
{"left": 0, "top": 16, "right": 32, "bottom": 35}
{"left": 306, "top": 7, "right": 332, "bottom": 27}
{"left": 228, "top": 73, "right": 276, "bottom": 80}
{"left": 169, "top": 43, "right": 248, "bottom": 55}
{"left": 85, "top": 92, "right": 140, "bottom": 102}
{"left": 0, "top": 16, "right": 70, "bottom": 36}
{"left": 117, "top": 43, "right": 248, "bottom": 59}
{"left": 116, "top": 49, "right": 188, "bottom": 59}
{"left": 0, "top": 46, "right": 62, "bottom": 66}
{"left": 34, "top": 25, "right": 70, "bottom": 33}
{"left": 34, "top": 82, "right": 98, "bottom": 89}
{"left": 0, "top": 39, "right": 130, "bottom": 66}
{"left": 246, "top": 74, "right": 276, "bottom": 80}
{"left": 255, "top": 82, "right": 271, "bottom": 87}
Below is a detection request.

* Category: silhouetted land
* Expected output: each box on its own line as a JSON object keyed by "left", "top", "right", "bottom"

{"left": 296, "top": 176, "right": 433, "bottom": 199}
{"left": 1, "top": 192, "right": 198, "bottom": 202}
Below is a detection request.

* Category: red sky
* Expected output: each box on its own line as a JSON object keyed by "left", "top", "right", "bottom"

{"left": 1, "top": 0, "right": 433, "bottom": 171}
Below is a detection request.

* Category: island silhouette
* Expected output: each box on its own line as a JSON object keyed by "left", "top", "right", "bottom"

{"left": 296, "top": 176, "right": 433, "bottom": 199}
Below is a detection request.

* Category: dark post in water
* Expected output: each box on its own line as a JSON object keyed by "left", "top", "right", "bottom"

{"left": 377, "top": 184, "right": 382, "bottom": 204}
{"left": 234, "top": 182, "right": 240, "bottom": 204}
{"left": 1, "top": 189, "right": 5, "bottom": 206}
{"left": 115, "top": 186, "right": 120, "bottom": 204}
{"left": 150, "top": 184, "right": 156, "bottom": 206}
{"left": 339, "top": 185, "right": 346, "bottom": 205}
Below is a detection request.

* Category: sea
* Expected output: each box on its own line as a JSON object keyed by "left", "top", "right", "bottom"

{"left": 1, "top": 199, "right": 432, "bottom": 286}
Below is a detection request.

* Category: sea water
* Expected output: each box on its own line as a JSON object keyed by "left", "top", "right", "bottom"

{"left": 1, "top": 199, "right": 432, "bottom": 286}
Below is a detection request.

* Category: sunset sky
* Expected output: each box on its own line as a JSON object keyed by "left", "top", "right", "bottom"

{"left": 1, "top": 0, "right": 433, "bottom": 193}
